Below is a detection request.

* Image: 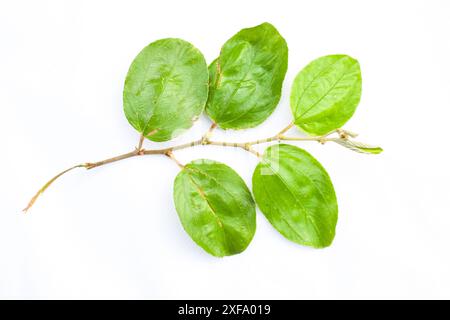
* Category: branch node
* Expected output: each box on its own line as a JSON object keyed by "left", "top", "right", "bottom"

{"left": 84, "top": 162, "right": 95, "bottom": 170}
{"left": 337, "top": 129, "right": 349, "bottom": 139}
{"left": 201, "top": 137, "right": 210, "bottom": 145}
{"left": 201, "top": 123, "right": 216, "bottom": 145}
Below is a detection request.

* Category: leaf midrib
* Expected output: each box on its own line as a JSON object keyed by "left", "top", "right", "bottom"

{"left": 142, "top": 44, "right": 183, "bottom": 135}
{"left": 188, "top": 165, "right": 254, "bottom": 232}
{"left": 298, "top": 70, "right": 349, "bottom": 120}
{"left": 262, "top": 153, "right": 335, "bottom": 244}
{"left": 261, "top": 159, "right": 314, "bottom": 242}
{"left": 215, "top": 27, "right": 270, "bottom": 125}
{"left": 294, "top": 57, "right": 344, "bottom": 117}
{"left": 185, "top": 170, "right": 232, "bottom": 254}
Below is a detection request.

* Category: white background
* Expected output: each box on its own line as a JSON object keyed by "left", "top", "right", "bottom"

{"left": 1, "top": 0, "right": 450, "bottom": 299}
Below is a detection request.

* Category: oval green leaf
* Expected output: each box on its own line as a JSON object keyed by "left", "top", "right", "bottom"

{"left": 252, "top": 144, "right": 338, "bottom": 248}
{"left": 173, "top": 159, "right": 256, "bottom": 257}
{"left": 290, "top": 54, "right": 362, "bottom": 135}
{"left": 206, "top": 22, "right": 288, "bottom": 129}
{"left": 123, "top": 38, "right": 208, "bottom": 142}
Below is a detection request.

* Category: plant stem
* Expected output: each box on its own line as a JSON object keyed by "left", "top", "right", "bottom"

{"left": 278, "top": 135, "right": 331, "bottom": 142}
{"left": 23, "top": 164, "right": 86, "bottom": 212}
{"left": 144, "top": 139, "right": 204, "bottom": 154}
{"left": 24, "top": 124, "right": 369, "bottom": 212}
{"left": 85, "top": 150, "right": 141, "bottom": 169}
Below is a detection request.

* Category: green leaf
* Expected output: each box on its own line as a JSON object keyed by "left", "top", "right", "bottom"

{"left": 290, "top": 55, "right": 362, "bottom": 135}
{"left": 206, "top": 22, "right": 288, "bottom": 129}
{"left": 173, "top": 160, "right": 256, "bottom": 257}
{"left": 333, "top": 139, "right": 383, "bottom": 154}
{"left": 123, "top": 38, "right": 208, "bottom": 142}
{"left": 252, "top": 144, "right": 338, "bottom": 248}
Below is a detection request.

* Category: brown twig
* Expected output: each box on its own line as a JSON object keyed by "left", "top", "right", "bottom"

{"left": 24, "top": 125, "right": 377, "bottom": 212}
{"left": 23, "top": 164, "right": 87, "bottom": 212}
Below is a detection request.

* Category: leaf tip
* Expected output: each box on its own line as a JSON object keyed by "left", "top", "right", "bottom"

{"left": 333, "top": 138, "right": 383, "bottom": 155}
{"left": 371, "top": 147, "right": 383, "bottom": 154}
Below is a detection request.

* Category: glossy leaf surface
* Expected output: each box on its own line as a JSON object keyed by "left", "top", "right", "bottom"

{"left": 174, "top": 160, "right": 256, "bottom": 257}
{"left": 252, "top": 144, "right": 338, "bottom": 248}
{"left": 123, "top": 38, "right": 208, "bottom": 142}
{"left": 206, "top": 22, "right": 288, "bottom": 129}
{"left": 291, "top": 55, "right": 361, "bottom": 135}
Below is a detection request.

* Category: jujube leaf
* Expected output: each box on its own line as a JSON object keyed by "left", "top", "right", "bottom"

{"left": 206, "top": 22, "right": 288, "bottom": 129}
{"left": 173, "top": 160, "right": 256, "bottom": 257}
{"left": 290, "top": 54, "right": 361, "bottom": 135}
{"left": 333, "top": 139, "right": 383, "bottom": 154}
{"left": 252, "top": 144, "right": 338, "bottom": 248}
{"left": 123, "top": 38, "right": 208, "bottom": 142}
